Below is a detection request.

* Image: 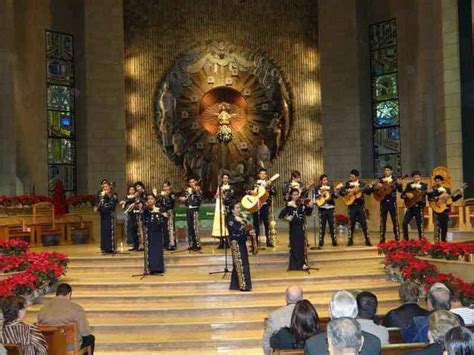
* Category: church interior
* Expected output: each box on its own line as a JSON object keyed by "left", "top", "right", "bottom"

{"left": 0, "top": 0, "right": 474, "bottom": 354}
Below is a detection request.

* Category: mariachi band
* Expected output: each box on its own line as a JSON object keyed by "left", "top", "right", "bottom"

{"left": 95, "top": 166, "right": 466, "bottom": 290}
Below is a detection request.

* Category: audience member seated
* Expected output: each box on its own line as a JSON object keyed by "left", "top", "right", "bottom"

{"left": 304, "top": 290, "right": 381, "bottom": 355}
{"left": 270, "top": 299, "right": 321, "bottom": 350}
{"left": 262, "top": 285, "right": 303, "bottom": 355}
{"left": 327, "top": 317, "right": 363, "bottom": 355}
{"left": 37, "top": 283, "right": 95, "bottom": 353}
{"left": 0, "top": 296, "right": 48, "bottom": 355}
{"left": 402, "top": 283, "right": 465, "bottom": 343}
{"left": 406, "top": 310, "right": 460, "bottom": 355}
{"left": 356, "top": 291, "right": 389, "bottom": 345}
{"left": 443, "top": 326, "right": 473, "bottom": 355}
{"left": 450, "top": 290, "right": 474, "bottom": 325}
{"left": 383, "top": 281, "right": 430, "bottom": 329}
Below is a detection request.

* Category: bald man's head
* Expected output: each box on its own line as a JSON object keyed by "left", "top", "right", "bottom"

{"left": 285, "top": 286, "right": 303, "bottom": 304}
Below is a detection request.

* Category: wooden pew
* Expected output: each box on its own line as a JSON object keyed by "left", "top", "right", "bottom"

{"left": 3, "top": 344, "right": 24, "bottom": 355}
{"left": 387, "top": 327, "right": 403, "bottom": 344}
{"left": 381, "top": 343, "right": 427, "bottom": 354}
{"left": 37, "top": 323, "right": 91, "bottom": 355}
{"left": 272, "top": 342, "right": 427, "bottom": 355}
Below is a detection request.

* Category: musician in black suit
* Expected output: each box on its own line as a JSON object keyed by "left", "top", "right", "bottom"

{"left": 128, "top": 181, "right": 147, "bottom": 251}
{"left": 339, "top": 170, "right": 372, "bottom": 247}
{"left": 179, "top": 177, "right": 202, "bottom": 250}
{"left": 250, "top": 168, "right": 276, "bottom": 247}
{"left": 228, "top": 202, "right": 253, "bottom": 291}
{"left": 215, "top": 173, "right": 235, "bottom": 249}
{"left": 314, "top": 174, "right": 338, "bottom": 249}
{"left": 95, "top": 180, "right": 118, "bottom": 254}
{"left": 427, "top": 175, "right": 463, "bottom": 242}
{"left": 282, "top": 170, "right": 306, "bottom": 202}
{"left": 401, "top": 171, "right": 428, "bottom": 241}
{"left": 370, "top": 165, "right": 402, "bottom": 244}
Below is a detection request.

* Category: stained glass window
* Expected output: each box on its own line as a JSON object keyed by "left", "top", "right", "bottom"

{"left": 46, "top": 31, "right": 76, "bottom": 194}
{"left": 369, "top": 19, "right": 401, "bottom": 177}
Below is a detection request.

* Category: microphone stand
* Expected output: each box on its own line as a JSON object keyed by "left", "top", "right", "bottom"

{"left": 210, "top": 181, "right": 230, "bottom": 278}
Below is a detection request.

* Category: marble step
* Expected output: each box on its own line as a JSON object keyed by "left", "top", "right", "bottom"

{"left": 67, "top": 246, "right": 378, "bottom": 262}
{"left": 38, "top": 279, "right": 398, "bottom": 297}
{"left": 57, "top": 269, "right": 389, "bottom": 293}
{"left": 66, "top": 257, "right": 383, "bottom": 274}
{"left": 35, "top": 286, "right": 398, "bottom": 306}
{"left": 95, "top": 348, "right": 262, "bottom": 355}
{"left": 26, "top": 298, "right": 400, "bottom": 320}
{"left": 63, "top": 258, "right": 385, "bottom": 277}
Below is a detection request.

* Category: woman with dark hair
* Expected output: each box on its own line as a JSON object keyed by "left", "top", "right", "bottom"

{"left": 444, "top": 326, "right": 473, "bottom": 355}
{"left": 142, "top": 193, "right": 165, "bottom": 274}
{"left": 270, "top": 299, "right": 321, "bottom": 350}
{"left": 158, "top": 180, "right": 177, "bottom": 250}
{"left": 279, "top": 188, "right": 314, "bottom": 270}
{"left": 227, "top": 201, "right": 253, "bottom": 291}
{"left": 0, "top": 296, "right": 47, "bottom": 355}
{"left": 95, "top": 180, "right": 119, "bottom": 254}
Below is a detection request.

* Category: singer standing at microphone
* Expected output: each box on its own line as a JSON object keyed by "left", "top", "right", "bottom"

{"left": 95, "top": 180, "right": 118, "bottom": 254}
{"left": 215, "top": 173, "right": 234, "bottom": 249}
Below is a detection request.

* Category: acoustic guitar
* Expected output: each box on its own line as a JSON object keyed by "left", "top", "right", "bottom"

{"left": 404, "top": 189, "right": 426, "bottom": 209}
{"left": 315, "top": 190, "right": 331, "bottom": 207}
{"left": 429, "top": 183, "right": 467, "bottom": 214}
{"left": 336, "top": 183, "right": 363, "bottom": 206}
{"left": 241, "top": 174, "right": 280, "bottom": 212}
{"left": 371, "top": 175, "right": 406, "bottom": 202}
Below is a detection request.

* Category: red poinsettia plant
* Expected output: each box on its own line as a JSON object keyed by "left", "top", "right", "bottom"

{"left": 378, "top": 238, "right": 431, "bottom": 256}
{"left": 67, "top": 194, "right": 96, "bottom": 207}
{"left": 0, "top": 241, "right": 68, "bottom": 298}
{"left": 381, "top": 239, "right": 474, "bottom": 308}
{"left": 335, "top": 214, "right": 349, "bottom": 225}
{"left": 401, "top": 260, "right": 438, "bottom": 283}
{"left": 0, "top": 239, "right": 29, "bottom": 256}
{"left": 384, "top": 250, "right": 416, "bottom": 269}
{"left": 0, "top": 195, "right": 51, "bottom": 208}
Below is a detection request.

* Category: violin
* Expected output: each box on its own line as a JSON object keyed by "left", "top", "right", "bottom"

{"left": 296, "top": 198, "right": 312, "bottom": 207}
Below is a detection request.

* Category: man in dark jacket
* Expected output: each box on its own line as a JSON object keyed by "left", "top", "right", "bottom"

{"left": 383, "top": 281, "right": 429, "bottom": 329}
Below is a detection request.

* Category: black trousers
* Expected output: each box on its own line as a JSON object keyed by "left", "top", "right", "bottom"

{"left": 434, "top": 210, "right": 450, "bottom": 242}
{"left": 319, "top": 208, "right": 335, "bottom": 245}
{"left": 380, "top": 202, "right": 400, "bottom": 240}
{"left": 402, "top": 207, "right": 424, "bottom": 240}
{"left": 349, "top": 205, "right": 368, "bottom": 239}
{"left": 253, "top": 203, "right": 270, "bottom": 244}
{"left": 129, "top": 212, "right": 140, "bottom": 249}
{"left": 81, "top": 334, "right": 95, "bottom": 354}
{"left": 186, "top": 208, "right": 201, "bottom": 247}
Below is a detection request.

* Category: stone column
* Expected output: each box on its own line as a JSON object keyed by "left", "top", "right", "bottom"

{"left": 0, "top": 0, "right": 17, "bottom": 194}
{"left": 82, "top": 0, "right": 126, "bottom": 194}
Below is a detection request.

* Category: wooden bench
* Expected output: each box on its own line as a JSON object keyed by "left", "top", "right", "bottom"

{"left": 387, "top": 327, "right": 403, "bottom": 344}
{"left": 30, "top": 202, "right": 65, "bottom": 246}
{"left": 37, "top": 323, "right": 91, "bottom": 355}
{"left": 272, "top": 343, "right": 427, "bottom": 354}
{"left": 3, "top": 343, "right": 24, "bottom": 355}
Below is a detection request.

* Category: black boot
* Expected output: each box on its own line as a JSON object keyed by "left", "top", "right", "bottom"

{"left": 317, "top": 238, "right": 324, "bottom": 250}
{"left": 347, "top": 237, "right": 353, "bottom": 246}
{"left": 379, "top": 237, "right": 386, "bottom": 245}
{"left": 365, "top": 237, "right": 372, "bottom": 246}
{"left": 331, "top": 236, "right": 337, "bottom": 246}
{"left": 217, "top": 238, "right": 225, "bottom": 249}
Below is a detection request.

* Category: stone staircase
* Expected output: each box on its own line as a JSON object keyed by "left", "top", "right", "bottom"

{"left": 25, "top": 246, "right": 398, "bottom": 354}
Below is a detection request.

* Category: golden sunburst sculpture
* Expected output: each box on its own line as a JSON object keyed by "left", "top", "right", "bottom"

{"left": 199, "top": 87, "right": 247, "bottom": 142}
{"left": 154, "top": 41, "right": 293, "bottom": 194}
